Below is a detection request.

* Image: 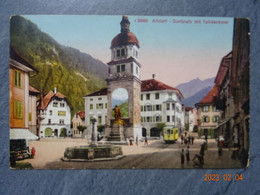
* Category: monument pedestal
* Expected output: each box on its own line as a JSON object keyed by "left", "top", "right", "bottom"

{"left": 107, "top": 123, "right": 125, "bottom": 141}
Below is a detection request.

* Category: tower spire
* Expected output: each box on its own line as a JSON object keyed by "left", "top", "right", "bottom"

{"left": 120, "top": 15, "right": 130, "bottom": 33}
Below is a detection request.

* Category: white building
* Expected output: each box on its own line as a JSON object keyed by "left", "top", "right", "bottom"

{"left": 84, "top": 78, "right": 185, "bottom": 138}
{"left": 37, "top": 87, "right": 72, "bottom": 138}
{"left": 72, "top": 110, "right": 86, "bottom": 138}
{"left": 184, "top": 106, "right": 194, "bottom": 131}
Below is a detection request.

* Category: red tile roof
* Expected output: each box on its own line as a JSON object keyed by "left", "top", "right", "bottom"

{"left": 10, "top": 46, "right": 38, "bottom": 72}
{"left": 185, "top": 106, "right": 193, "bottom": 111}
{"left": 85, "top": 79, "right": 184, "bottom": 99}
{"left": 85, "top": 88, "right": 108, "bottom": 97}
{"left": 197, "top": 85, "right": 219, "bottom": 104}
{"left": 29, "top": 85, "right": 41, "bottom": 95}
{"left": 111, "top": 32, "right": 139, "bottom": 48}
{"left": 37, "top": 90, "right": 73, "bottom": 110}
{"left": 76, "top": 111, "right": 85, "bottom": 121}
{"left": 141, "top": 79, "right": 184, "bottom": 98}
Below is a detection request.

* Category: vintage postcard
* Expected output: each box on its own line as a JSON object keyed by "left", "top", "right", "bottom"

{"left": 9, "top": 15, "right": 249, "bottom": 169}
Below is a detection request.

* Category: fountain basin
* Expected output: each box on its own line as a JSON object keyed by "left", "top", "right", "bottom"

{"left": 62, "top": 145, "right": 123, "bottom": 162}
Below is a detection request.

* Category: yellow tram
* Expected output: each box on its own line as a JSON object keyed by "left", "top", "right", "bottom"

{"left": 163, "top": 127, "right": 179, "bottom": 143}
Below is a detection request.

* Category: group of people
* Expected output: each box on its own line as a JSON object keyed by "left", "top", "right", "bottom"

{"left": 180, "top": 132, "right": 194, "bottom": 145}
{"left": 128, "top": 136, "right": 148, "bottom": 146}
{"left": 180, "top": 146, "right": 190, "bottom": 168}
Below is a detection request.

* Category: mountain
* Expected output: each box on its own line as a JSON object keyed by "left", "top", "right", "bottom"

{"left": 10, "top": 15, "right": 108, "bottom": 116}
{"left": 176, "top": 77, "right": 215, "bottom": 107}
{"left": 181, "top": 86, "right": 213, "bottom": 107}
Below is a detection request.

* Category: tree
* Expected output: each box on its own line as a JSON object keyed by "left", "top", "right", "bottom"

{"left": 97, "top": 125, "right": 105, "bottom": 133}
{"left": 156, "top": 123, "right": 166, "bottom": 133}
{"left": 185, "top": 123, "right": 190, "bottom": 131}
{"left": 77, "top": 125, "right": 86, "bottom": 133}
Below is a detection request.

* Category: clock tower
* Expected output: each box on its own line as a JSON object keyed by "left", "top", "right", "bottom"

{"left": 106, "top": 16, "right": 142, "bottom": 140}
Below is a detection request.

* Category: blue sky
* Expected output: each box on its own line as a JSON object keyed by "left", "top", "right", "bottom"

{"left": 23, "top": 15, "right": 234, "bottom": 87}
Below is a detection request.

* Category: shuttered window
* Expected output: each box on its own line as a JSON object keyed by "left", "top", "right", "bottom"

{"left": 14, "top": 100, "right": 23, "bottom": 119}
{"left": 14, "top": 70, "right": 22, "bottom": 88}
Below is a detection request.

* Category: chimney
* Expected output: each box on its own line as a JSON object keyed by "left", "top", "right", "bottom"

{"left": 152, "top": 74, "right": 155, "bottom": 79}
{"left": 54, "top": 87, "right": 57, "bottom": 94}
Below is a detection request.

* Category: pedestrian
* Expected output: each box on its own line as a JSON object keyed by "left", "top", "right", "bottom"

{"left": 136, "top": 136, "right": 138, "bottom": 146}
{"left": 205, "top": 134, "right": 208, "bottom": 143}
{"left": 218, "top": 146, "right": 222, "bottom": 157}
{"left": 186, "top": 146, "right": 190, "bottom": 165}
{"left": 130, "top": 137, "right": 133, "bottom": 146}
{"left": 145, "top": 136, "right": 148, "bottom": 145}
{"left": 181, "top": 134, "right": 184, "bottom": 144}
{"left": 191, "top": 136, "right": 194, "bottom": 145}
{"left": 181, "top": 149, "right": 185, "bottom": 168}
{"left": 185, "top": 131, "right": 187, "bottom": 137}
{"left": 188, "top": 135, "right": 191, "bottom": 144}
{"left": 31, "top": 147, "right": 36, "bottom": 158}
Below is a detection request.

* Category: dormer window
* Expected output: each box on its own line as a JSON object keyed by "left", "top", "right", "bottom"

{"left": 116, "top": 48, "right": 126, "bottom": 57}
{"left": 117, "top": 64, "right": 125, "bottom": 73}
{"left": 53, "top": 102, "right": 58, "bottom": 107}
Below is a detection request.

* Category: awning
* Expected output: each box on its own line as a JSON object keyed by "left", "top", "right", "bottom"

{"left": 10, "top": 128, "right": 39, "bottom": 140}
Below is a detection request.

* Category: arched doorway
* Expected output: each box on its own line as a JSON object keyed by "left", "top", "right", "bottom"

{"left": 45, "top": 128, "right": 52, "bottom": 137}
{"left": 60, "top": 128, "right": 67, "bottom": 137}
{"left": 150, "top": 127, "right": 160, "bottom": 137}
{"left": 54, "top": 129, "right": 58, "bottom": 136}
{"left": 142, "top": 128, "right": 147, "bottom": 137}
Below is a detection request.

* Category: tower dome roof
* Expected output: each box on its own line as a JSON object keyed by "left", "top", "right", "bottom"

{"left": 111, "top": 16, "right": 139, "bottom": 48}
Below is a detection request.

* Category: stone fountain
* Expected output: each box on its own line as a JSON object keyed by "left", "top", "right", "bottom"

{"left": 62, "top": 113, "right": 124, "bottom": 162}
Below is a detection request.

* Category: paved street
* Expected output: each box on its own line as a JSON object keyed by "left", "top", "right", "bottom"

{"left": 23, "top": 133, "right": 241, "bottom": 169}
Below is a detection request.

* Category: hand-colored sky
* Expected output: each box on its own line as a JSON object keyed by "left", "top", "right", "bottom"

{"left": 24, "top": 15, "right": 234, "bottom": 87}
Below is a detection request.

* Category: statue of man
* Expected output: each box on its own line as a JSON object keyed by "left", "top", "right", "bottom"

{"left": 114, "top": 105, "right": 121, "bottom": 120}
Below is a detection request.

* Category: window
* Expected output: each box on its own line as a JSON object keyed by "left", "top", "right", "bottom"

{"left": 53, "top": 102, "right": 58, "bottom": 107}
{"left": 14, "top": 70, "right": 22, "bottom": 88}
{"left": 49, "top": 110, "right": 52, "bottom": 116}
{"left": 117, "top": 65, "right": 120, "bottom": 73}
{"left": 136, "top": 66, "right": 138, "bottom": 75}
{"left": 213, "top": 106, "right": 219, "bottom": 112}
{"left": 105, "top": 103, "right": 107, "bottom": 109}
{"left": 60, "top": 119, "right": 64, "bottom": 124}
{"left": 58, "top": 111, "right": 66, "bottom": 116}
{"left": 97, "top": 103, "right": 103, "bottom": 109}
{"left": 98, "top": 97, "right": 102, "bottom": 101}
{"left": 172, "top": 115, "right": 175, "bottom": 122}
{"left": 29, "top": 112, "right": 32, "bottom": 121}
{"left": 90, "top": 104, "right": 93, "bottom": 110}
{"left": 168, "top": 93, "right": 172, "bottom": 99}
{"left": 141, "top": 94, "right": 143, "bottom": 100}
{"left": 155, "top": 115, "right": 161, "bottom": 122}
{"left": 172, "top": 103, "right": 175, "bottom": 110}
{"left": 166, "top": 103, "right": 170, "bottom": 110}
{"left": 60, "top": 103, "right": 65, "bottom": 107}
{"left": 121, "top": 64, "right": 125, "bottom": 72}
{"left": 155, "top": 93, "right": 160, "bottom": 99}
{"left": 146, "top": 94, "right": 150, "bottom": 100}
{"left": 48, "top": 119, "right": 51, "bottom": 124}
{"left": 121, "top": 49, "right": 125, "bottom": 56}
{"left": 213, "top": 116, "right": 220, "bottom": 122}
{"left": 156, "top": 104, "right": 161, "bottom": 111}
{"left": 117, "top": 49, "right": 120, "bottom": 57}
{"left": 90, "top": 98, "right": 93, "bottom": 101}
{"left": 167, "top": 115, "right": 170, "bottom": 122}
{"left": 203, "top": 106, "right": 209, "bottom": 112}
{"left": 98, "top": 116, "right": 102, "bottom": 124}
{"left": 203, "top": 116, "right": 209, "bottom": 123}
{"left": 14, "top": 100, "right": 23, "bottom": 119}
{"left": 146, "top": 117, "right": 152, "bottom": 122}
{"left": 146, "top": 105, "right": 152, "bottom": 111}
{"left": 89, "top": 116, "right": 93, "bottom": 124}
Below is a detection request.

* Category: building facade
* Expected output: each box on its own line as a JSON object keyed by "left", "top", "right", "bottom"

{"left": 196, "top": 85, "right": 221, "bottom": 138}
{"left": 72, "top": 111, "right": 86, "bottom": 138}
{"left": 185, "top": 107, "right": 194, "bottom": 131}
{"left": 28, "top": 85, "right": 41, "bottom": 136}
{"left": 214, "top": 19, "right": 249, "bottom": 166}
{"left": 84, "top": 78, "right": 184, "bottom": 138}
{"left": 37, "top": 88, "right": 72, "bottom": 138}
{"left": 9, "top": 47, "right": 39, "bottom": 140}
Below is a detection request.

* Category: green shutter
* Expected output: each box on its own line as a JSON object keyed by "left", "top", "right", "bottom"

{"left": 207, "top": 116, "right": 210, "bottom": 123}
{"left": 201, "top": 106, "right": 204, "bottom": 112}
{"left": 153, "top": 116, "right": 155, "bottom": 122}
{"left": 153, "top": 105, "right": 155, "bottom": 111}
{"left": 160, "top": 116, "right": 162, "bottom": 122}
{"left": 96, "top": 104, "right": 98, "bottom": 109}
{"left": 141, "top": 106, "right": 143, "bottom": 111}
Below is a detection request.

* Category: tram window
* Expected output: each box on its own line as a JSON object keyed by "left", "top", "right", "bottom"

{"left": 167, "top": 129, "right": 170, "bottom": 134}
{"left": 171, "top": 130, "right": 173, "bottom": 134}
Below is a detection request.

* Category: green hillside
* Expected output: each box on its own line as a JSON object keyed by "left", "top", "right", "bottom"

{"left": 10, "top": 15, "right": 108, "bottom": 116}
